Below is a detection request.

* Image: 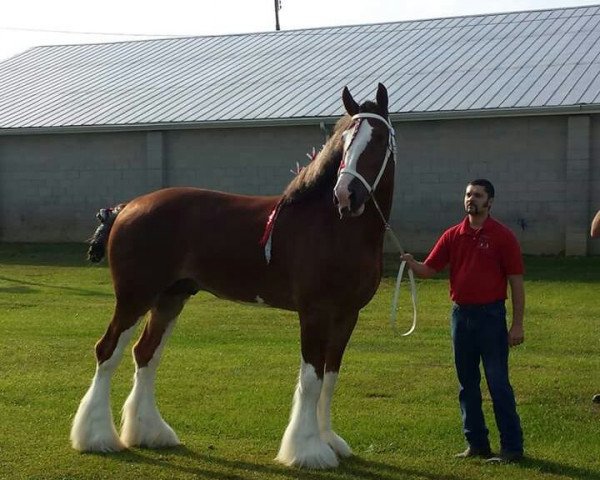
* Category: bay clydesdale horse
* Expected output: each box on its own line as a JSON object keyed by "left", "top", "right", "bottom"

{"left": 71, "top": 83, "right": 397, "bottom": 469}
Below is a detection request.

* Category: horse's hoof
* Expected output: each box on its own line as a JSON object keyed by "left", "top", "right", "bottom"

{"left": 70, "top": 428, "right": 126, "bottom": 453}
{"left": 321, "top": 431, "right": 352, "bottom": 458}
{"left": 120, "top": 417, "right": 180, "bottom": 449}
{"left": 276, "top": 436, "right": 339, "bottom": 469}
{"left": 70, "top": 392, "right": 125, "bottom": 453}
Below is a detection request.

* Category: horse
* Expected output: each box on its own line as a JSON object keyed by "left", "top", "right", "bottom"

{"left": 70, "top": 83, "right": 397, "bottom": 469}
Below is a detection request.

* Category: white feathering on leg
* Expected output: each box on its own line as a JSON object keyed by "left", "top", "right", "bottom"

{"left": 71, "top": 324, "right": 138, "bottom": 452}
{"left": 120, "top": 321, "right": 180, "bottom": 448}
{"left": 276, "top": 360, "right": 338, "bottom": 468}
{"left": 318, "top": 372, "right": 352, "bottom": 457}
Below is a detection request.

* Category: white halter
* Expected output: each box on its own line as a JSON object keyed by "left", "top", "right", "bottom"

{"left": 337, "top": 112, "right": 397, "bottom": 194}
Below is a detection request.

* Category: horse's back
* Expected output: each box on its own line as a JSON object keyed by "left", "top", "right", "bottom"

{"left": 119, "top": 187, "right": 274, "bottom": 218}
{"left": 113, "top": 187, "right": 276, "bottom": 239}
{"left": 107, "top": 187, "right": 279, "bottom": 299}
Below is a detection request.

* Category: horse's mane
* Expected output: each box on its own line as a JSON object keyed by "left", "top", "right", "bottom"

{"left": 281, "top": 115, "right": 352, "bottom": 205}
{"left": 281, "top": 100, "right": 382, "bottom": 205}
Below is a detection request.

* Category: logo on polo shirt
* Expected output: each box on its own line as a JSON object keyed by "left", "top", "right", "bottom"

{"left": 477, "top": 235, "right": 490, "bottom": 249}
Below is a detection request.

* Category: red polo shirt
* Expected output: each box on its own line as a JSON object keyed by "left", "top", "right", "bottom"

{"left": 424, "top": 215, "right": 524, "bottom": 305}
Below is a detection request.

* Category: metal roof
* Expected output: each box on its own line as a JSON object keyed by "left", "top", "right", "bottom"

{"left": 1, "top": 4, "right": 600, "bottom": 132}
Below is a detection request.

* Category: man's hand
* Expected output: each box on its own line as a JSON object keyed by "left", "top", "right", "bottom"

{"left": 508, "top": 324, "right": 524, "bottom": 347}
{"left": 400, "top": 253, "right": 414, "bottom": 264}
{"left": 399, "top": 253, "right": 436, "bottom": 278}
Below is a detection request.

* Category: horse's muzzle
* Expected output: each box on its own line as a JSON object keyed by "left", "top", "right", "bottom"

{"left": 334, "top": 176, "right": 368, "bottom": 218}
{"left": 334, "top": 190, "right": 366, "bottom": 218}
{"left": 338, "top": 204, "right": 365, "bottom": 219}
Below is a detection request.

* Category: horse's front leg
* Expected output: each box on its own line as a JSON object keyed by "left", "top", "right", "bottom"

{"left": 276, "top": 310, "right": 338, "bottom": 469}
{"left": 318, "top": 310, "right": 359, "bottom": 458}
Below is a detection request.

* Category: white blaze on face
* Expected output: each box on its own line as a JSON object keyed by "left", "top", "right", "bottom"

{"left": 334, "top": 120, "right": 373, "bottom": 213}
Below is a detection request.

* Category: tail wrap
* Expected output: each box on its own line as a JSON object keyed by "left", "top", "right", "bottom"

{"left": 88, "top": 204, "right": 126, "bottom": 263}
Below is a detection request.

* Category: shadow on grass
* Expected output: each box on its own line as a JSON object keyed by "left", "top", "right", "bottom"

{"left": 0, "top": 243, "right": 89, "bottom": 267}
{"left": 0, "top": 285, "right": 37, "bottom": 294}
{"left": 91, "top": 445, "right": 600, "bottom": 480}
{"left": 518, "top": 456, "right": 600, "bottom": 480}
{"left": 105, "top": 446, "right": 479, "bottom": 480}
{"left": 1, "top": 244, "right": 598, "bottom": 282}
{"left": 0, "top": 275, "right": 112, "bottom": 297}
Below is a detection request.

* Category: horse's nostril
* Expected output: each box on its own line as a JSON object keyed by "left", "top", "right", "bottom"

{"left": 339, "top": 206, "right": 351, "bottom": 219}
{"left": 348, "top": 191, "right": 356, "bottom": 210}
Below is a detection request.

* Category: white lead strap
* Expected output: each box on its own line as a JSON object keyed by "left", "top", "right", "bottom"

{"left": 372, "top": 197, "right": 418, "bottom": 337}
{"left": 389, "top": 247, "right": 418, "bottom": 337}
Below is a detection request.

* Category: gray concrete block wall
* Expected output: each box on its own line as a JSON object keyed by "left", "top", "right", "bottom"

{"left": 390, "top": 116, "right": 568, "bottom": 255}
{"left": 591, "top": 116, "right": 600, "bottom": 255}
{"left": 165, "top": 125, "right": 326, "bottom": 196}
{"left": 0, "top": 131, "right": 150, "bottom": 241}
{"left": 0, "top": 114, "right": 598, "bottom": 254}
{"left": 565, "top": 116, "right": 591, "bottom": 255}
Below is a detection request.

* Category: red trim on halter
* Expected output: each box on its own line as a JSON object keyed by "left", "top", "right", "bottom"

{"left": 260, "top": 199, "right": 284, "bottom": 247}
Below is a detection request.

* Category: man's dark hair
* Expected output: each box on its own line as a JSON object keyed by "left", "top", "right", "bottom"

{"left": 468, "top": 179, "right": 495, "bottom": 198}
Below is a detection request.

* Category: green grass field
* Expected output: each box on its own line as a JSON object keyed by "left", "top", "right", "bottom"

{"left": 0, "top": 244, "right": 598, "bottom": 480}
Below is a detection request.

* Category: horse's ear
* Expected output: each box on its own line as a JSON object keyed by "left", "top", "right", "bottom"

{"left": 376, "top": 83, "right": 389, "bottom": 114}
{"left": 342, "top": 86, "right": 359, "bottom": 116}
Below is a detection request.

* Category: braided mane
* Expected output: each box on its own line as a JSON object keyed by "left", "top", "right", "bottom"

{"left": 281, "top": 101, "right": 381, "bottom": 205}
{"left": 281, "top": 115, "right": 350, "bottom": 205}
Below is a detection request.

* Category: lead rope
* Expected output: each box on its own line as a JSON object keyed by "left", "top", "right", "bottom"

{"left": 371, "top": 196, "right": 418, "bottom": 336}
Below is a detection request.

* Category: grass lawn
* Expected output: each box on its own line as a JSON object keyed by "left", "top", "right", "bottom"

{"left": 0, "top": 244, "right": 598, "bottom": 480}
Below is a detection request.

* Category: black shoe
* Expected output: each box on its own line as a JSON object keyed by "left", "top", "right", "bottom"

{"left": 485, "top": 451, "right": 524, "bottom": 464}
{"left": 454, "top": 446, "right": 493, "bottom": 458}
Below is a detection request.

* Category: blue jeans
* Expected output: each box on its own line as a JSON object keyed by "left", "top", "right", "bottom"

{"left": 451, "top": 301, "right": 523, "bottom": 454}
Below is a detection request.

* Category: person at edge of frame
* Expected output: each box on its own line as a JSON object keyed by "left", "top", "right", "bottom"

{"left": 401, "top": 179, "right": 525, "bottom": 464}
{"left": 591, "top": 209, "right": 600, "bottom": 405}
{"left": 591, "top": 210, "right": 600, "bottom": 238}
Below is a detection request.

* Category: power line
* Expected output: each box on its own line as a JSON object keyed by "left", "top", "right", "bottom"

{"left": 0, "top": 25, "right": 183, "bottom": 37}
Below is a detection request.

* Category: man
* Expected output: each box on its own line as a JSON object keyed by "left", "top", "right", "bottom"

{"left": 401, "top": 179, "right": 525, "bottom": 463}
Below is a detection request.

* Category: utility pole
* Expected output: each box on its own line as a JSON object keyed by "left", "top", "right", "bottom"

{"left": 274, "top": 0, "right": 281, "bottom": 31}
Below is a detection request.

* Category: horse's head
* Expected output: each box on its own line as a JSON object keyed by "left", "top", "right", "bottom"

{"left": 333, "top": 83, "right": 395, "bottom": 218}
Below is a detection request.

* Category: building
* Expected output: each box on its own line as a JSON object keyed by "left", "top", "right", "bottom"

{"left": 0, "top": 4, "right": 599, "bottom": 255}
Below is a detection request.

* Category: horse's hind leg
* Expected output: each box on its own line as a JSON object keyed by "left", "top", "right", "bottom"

{"left": 317, "top": 311, "right": 358, "bottom": 459}
{"left": 276, "top": 309, "right": 339, "bottom": 469}
{"left": 120, "top": 290, "right": 190, "bottom": 448}
{"left": 70, "top": 302, "right": 145, "bottom": 452}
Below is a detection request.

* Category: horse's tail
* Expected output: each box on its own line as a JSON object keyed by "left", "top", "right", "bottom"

{"left": 88, "top": 204, "right": 127, "bottom": 263}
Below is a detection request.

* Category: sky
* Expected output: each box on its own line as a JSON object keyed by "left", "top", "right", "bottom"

{"left": 1, "top": 0, "right": 598, "bottom": 62}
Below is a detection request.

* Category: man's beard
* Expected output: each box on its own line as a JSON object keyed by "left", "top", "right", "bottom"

{"left": 466, "top": 201, "right": 489, "bottom": 214}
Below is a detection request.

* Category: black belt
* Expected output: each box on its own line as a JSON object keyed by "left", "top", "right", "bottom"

{"left": 454, "top": 300, "right": 504, "bottom": 309}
